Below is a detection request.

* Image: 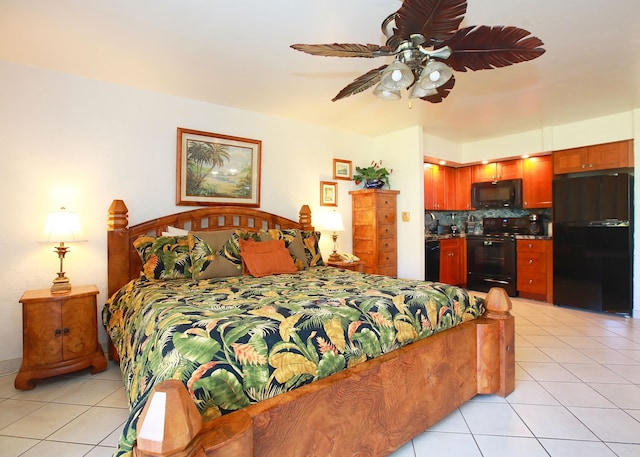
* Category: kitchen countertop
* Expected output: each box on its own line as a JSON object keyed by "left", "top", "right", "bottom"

{"left": 425, "top": 233, "right": 552, "bottom": 241}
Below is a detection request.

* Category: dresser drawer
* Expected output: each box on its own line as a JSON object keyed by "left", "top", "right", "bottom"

{"left": 377, "top": 248, "right": 397, "bottom": 266}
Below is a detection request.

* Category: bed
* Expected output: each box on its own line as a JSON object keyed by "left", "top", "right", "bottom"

{"left": 105, "top": 199, "right": 514, "bottom": 457}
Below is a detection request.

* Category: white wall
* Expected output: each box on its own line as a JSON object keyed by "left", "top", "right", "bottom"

{"left": 373, "top": 126, "right": 425, "bottom": 280}
{"left": 0, "top": 61, "right": 379, "bottom": 373}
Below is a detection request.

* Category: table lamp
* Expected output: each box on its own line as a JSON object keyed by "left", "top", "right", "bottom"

{"left": 323, "top": 210, "right": 345, "bottom": 263}
{"left": 43, "top": 207, "right": 86, "bottom": 294}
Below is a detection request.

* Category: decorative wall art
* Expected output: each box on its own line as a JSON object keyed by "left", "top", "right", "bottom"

{"left": 333, "top": 158, "right": 352, "bottom": 180}
{"left": 176, "top": 128, "right": 261, "bottom": 206}
{"left": 320, "top": 181, "right": 337, "bottom": 207}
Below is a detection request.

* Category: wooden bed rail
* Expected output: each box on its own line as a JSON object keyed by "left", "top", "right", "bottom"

{"left": 134, "top": 287, "right": 514, "bottom": 457}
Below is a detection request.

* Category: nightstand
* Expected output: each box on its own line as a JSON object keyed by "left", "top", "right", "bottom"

{"left": 15, "top": 284, "right": 107, "bottom": 390}
{"left": 327, "top": 260, "right": 365, "bottom": 273}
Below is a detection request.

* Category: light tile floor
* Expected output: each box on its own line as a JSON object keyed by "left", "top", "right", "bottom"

{"left": 1, "top": 296, "right": 639, "bottom": 457}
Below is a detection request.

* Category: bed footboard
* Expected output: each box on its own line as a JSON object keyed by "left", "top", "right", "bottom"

{"left": 134, "top": 287, "right": 514, "bottom": 457}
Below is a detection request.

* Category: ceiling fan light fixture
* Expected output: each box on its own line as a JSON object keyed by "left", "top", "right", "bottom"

{"left": 409, "top": 84, "right": 438, "bottom": 99}
{"left": 418, "top": 60, "right": 453, "bottom": 90}
{"left": 380, "top": 60, "right": 414, "bottom": 91}
{"left": 373, "top": 83, "right": 401, "bottom": 100}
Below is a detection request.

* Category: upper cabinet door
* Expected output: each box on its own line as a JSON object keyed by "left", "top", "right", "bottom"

{"left": 554, "top": 140, "right": 633, "bottom": 174}
{"left": 472, "top": 159, "right": 522, "bottom": 182}
{"left": 523, "top": 156, "right": 553, "bottom": 208}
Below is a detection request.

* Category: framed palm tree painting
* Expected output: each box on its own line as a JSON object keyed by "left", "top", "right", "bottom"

{"left": 177, "top": 128, "right": 261, "bottom": 206}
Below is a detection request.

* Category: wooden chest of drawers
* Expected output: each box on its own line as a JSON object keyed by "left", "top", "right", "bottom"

{"left": 516, "top": 239, "right": 553, "bottom": 303}
{"left": 350, "top": 189, "right": 400, "bottom": 276}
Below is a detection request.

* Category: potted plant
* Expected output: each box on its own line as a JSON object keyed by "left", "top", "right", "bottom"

{"left": 353, "top": 160, "right": 392, "bottom": 189}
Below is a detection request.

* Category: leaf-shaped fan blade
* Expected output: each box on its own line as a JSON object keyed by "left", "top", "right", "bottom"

{"left": 290, "top": 43, "right": 395, "bottom": 58}
{"left": 394, "top": 0, "right": 467, "bottom": 45}
{"left": 421, "top": 75, "right": 455, "bottom": 103}
{"left": 443, "top": 25, "right": 545, "bottom": 72}
{"left": 332, "top": 65, "right": 387, "bottom": 102}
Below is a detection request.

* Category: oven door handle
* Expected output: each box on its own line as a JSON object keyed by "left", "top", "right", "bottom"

{"left": 484, "top": 278, "right": 510, "bottom": 285}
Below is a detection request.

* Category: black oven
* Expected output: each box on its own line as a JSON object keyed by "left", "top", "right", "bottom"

{"left": 467, "top": 234, "right": 517, "bottom": 296}
{"left": 466, "top": 216, "right": 528, "bottom": 297}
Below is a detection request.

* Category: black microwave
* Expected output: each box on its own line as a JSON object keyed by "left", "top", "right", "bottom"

{"left": 471, "top": 178, "right": 523, "bottom": 208}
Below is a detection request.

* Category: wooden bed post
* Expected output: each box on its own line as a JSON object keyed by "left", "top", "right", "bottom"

{"left": 135, "top": 380, "right": 205, "bottom": 457}
{"left": 478, "top": 287, "right": 515, "bottom": 396}
{"left": 107, "top": 200, "right": 129, "bottom": 361}
{"left": 299, "top": 204, "right": 312, "bottom": 231}
{"left": 108, "top": 199, "right": 130, "bottom": 297}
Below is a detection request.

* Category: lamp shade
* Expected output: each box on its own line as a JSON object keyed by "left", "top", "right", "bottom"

{"left": 44, "top": 207, "right": 86, "bottom": 242}
{"left": 418, "top": 59, "right": 453, "bottom": 90}
{"left": 380, "top": 60, "right": 414, "bottom": 91}
{"left": 322, "top": 210, "right": 345, "bottom": 232}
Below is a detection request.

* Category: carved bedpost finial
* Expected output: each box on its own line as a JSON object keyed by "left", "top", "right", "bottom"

{"left": 299, "top": 204, "right": 312, "bottom": 230}
{"left": 484, "top": 287, "right": 512, "bottom": 319}
{"left": 108, "top": 200, "right": 128, "bottom": 231}
{"left": 136, "top": 379, "right": 204, "bottom": 457}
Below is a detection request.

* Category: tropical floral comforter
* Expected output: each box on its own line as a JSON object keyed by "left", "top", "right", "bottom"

{"left": 102, "top": 266, "right": 485, "bottom": 457}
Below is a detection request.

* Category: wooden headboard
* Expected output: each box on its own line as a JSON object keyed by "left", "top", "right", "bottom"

{"left": 107, "top": 199, "right": 314, "bottom": 298}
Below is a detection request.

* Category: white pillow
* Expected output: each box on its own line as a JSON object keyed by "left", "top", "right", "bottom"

{"left": 161, "top": 225, "right": 189, "bottom": 236}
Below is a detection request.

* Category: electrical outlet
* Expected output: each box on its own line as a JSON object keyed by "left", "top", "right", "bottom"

{"left": 401, "top": 211, "right": 410, "bottom": 222}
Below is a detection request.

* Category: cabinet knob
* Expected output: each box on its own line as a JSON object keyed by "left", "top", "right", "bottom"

{"left": 529, "top": 259, "right": 533, "bottom": 264}
{"left": 55, "top": 329, "right": 62, "bottom": 336}
{"left": 528, "top": 279, "right": 533, "bottom": 284}
{"left": 63, "top": 328, "right": 70, "bottom": 335}
{"left": 528, "top": 243, "right": 533, "bottom": 248}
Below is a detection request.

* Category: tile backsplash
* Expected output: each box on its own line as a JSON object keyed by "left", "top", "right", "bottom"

{"left": 425, "top": 208, "right": 553, "bottom": 235}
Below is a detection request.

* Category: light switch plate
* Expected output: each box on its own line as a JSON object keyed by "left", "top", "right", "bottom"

{"left": 401, "top": 211, "right": 410, "bottom": 222}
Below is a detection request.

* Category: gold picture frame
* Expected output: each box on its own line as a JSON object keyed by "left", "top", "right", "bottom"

{"left": 320, "top": 181, "right": 337, "bottom": 207}
{"left": 333, "top": 158, "right": 352, "bottom": 180}
{"left": 176, "top": 128, "right": 261, "bottom": 207}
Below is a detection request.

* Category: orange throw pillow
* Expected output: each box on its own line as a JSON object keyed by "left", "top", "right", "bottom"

{"left": 239, "top": 238, "right": 298, "bottom": 277}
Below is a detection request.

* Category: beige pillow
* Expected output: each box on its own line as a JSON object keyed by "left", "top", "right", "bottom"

{"left": 192, "top": 230, "right": 242, "bottom": 279}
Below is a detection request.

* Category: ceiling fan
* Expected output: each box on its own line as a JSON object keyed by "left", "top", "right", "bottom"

{"left": 291, "top": 0, "right": 545, "bottom": 103}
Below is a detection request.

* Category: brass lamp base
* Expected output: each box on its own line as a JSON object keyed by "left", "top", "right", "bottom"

{"left": 328, "top": 232, "right": 342, "bottom": 263}
{"left": 51, "top": 243, "right": 72, "bottom": 294}
{"left": 328, "top": 251, "right": 343, "bottom": 263}
{"left": 51, "top": 275, "right": 71, "bottom": 295}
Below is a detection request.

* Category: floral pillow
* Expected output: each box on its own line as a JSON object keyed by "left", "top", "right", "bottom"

{"left": 134, "top": 235, "right": 192, "bottom": 281}
{"left": 301, "top": 231, "right": 324, "bottom": 267}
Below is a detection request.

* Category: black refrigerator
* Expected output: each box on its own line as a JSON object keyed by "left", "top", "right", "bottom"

{"left": 553, "top": 173, "right": 633, "bottom": 315}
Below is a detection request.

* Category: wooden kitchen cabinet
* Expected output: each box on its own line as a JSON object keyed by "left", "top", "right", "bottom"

{"left": 516, "top": 239, "right": 553, "bottom": 303}
{"left": 522, "top": 155, "right": 553, "bottom": 208}
{"left": 15, "top": 285, "right": 107, "bottom": 389}
{"left": 472, "top": 159, "right": 522, "bottom": 183}
{"left": 439, "top": 238, "right": 466, "bottom": 287}
{"left": 553, "top": 140, "right": 633, "bottom": 174}
{"left": 350, "top": 189, "right": 400, "bottom": 276}
{"left": 423, "top": 164, "right": 449, "bottom": 210}
{"left": 449, "top": 166, "right": 472, "bottom": 210}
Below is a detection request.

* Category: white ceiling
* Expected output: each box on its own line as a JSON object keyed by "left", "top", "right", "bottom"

{"left": 2, "top": 0, "right": 640, "bottom": 143}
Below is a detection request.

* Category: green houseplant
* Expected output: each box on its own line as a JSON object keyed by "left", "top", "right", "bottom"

{"left": 353, "top": 160, "right": 392, "bottom": 189}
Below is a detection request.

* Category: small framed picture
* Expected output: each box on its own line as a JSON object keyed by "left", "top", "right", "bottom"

{"left": 320, "top": 181, "right": 338, "bottom": 207}
{"left": 333, "top": 158, "right": 352, "bottom": 180}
